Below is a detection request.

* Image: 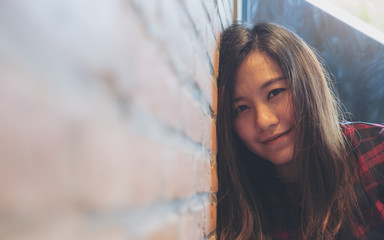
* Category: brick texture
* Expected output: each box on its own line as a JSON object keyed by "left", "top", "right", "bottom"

{"left": 0, "top": 0, "right": 233, "bottom": 239}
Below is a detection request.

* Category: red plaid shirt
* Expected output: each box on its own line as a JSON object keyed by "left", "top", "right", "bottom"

{"left": 269, "top": 122, "right": 384, "bottom": 240}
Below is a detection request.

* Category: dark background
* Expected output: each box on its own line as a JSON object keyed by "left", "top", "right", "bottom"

{"left": 245, "top": 0, "right": 384, "bottom": 123}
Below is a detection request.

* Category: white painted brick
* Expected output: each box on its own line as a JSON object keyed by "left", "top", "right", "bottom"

{"left": 222, "top": 0, "right": 234, "bottom": 25}
{"left": 203, "top": 0, "right": 224, "bottom": 39}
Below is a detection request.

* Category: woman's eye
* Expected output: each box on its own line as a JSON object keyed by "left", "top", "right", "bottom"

{"left": 268, "top": 88, "right": 286, "bottom": 99}
{"left": 235, "top": 105, "right": 249, "bottom": 113}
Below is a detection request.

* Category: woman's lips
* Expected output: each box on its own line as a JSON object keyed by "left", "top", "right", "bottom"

{"left": 262, "top": 128, "right": 293, "bottom": 145}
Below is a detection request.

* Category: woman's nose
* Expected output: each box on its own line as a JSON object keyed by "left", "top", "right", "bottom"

{"left": 253, "top": 106, "right": 278, "bottom": 131}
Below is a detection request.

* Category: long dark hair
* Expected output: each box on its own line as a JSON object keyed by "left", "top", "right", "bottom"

{"left": 216, "top": 23, "right": 361, "bottom": 239}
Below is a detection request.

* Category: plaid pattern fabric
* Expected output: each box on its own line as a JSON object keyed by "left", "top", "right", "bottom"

{"left": 343, "top": 122, "right": 384, "bottom": 239}
{"left": 268, "top": 122, "right": 384, "bottom": 240}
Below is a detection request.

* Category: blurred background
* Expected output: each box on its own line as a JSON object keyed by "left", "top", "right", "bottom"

{"left": 247, "top": 0, "right": 384, "bottom": 123}
{"left": 331, "top": 0, "right": 384, "bottom": 31}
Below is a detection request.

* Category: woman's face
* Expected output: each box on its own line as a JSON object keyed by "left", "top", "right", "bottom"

{"left": 233, "top": 51, "right": 295, "bottom": 165}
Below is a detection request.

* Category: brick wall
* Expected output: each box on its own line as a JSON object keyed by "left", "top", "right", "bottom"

{"left": 0, "top": 0, "right": 233, "bottom": 239}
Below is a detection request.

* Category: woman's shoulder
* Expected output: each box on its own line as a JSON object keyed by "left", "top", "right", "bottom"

{"left": 341, "top": 121, "right": 384, "bottom": 146}
{"left": 341, "top": 121, "right": 384, "bottom": 174}
{"left": 341, "top": 121, "right": 384, "bottom": 133}
{"left": 342, "top": 121, "right": 384, "bottom": 184}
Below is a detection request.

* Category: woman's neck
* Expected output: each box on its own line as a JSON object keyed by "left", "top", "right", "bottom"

{"left": 274, "top": 159, "right": 298, "bottom": 184}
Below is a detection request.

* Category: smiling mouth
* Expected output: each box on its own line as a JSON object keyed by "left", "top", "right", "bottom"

{"left": 262, "top": 128, "right": 293, "bottom": 144}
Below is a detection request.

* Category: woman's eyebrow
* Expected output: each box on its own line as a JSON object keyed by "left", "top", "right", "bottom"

{"left": 260, "top": 76, "right": 286, "bottom": 90}
{"left": 233, "top": 96, "right": 244, "bottom": 103}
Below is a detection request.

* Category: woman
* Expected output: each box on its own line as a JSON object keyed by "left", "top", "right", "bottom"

{"left": 216, "top": 22, "right": 384, "bottom": 239}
